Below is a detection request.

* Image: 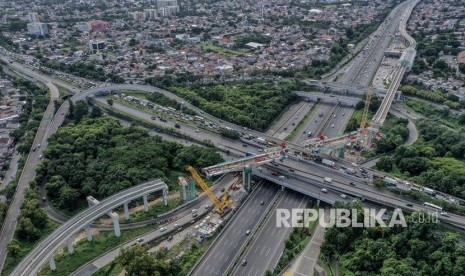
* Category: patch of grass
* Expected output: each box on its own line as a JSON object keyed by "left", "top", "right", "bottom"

{"left": 201, "top": 44, "right": 248, "bottom": 57}
{"left": 2, "top": 219, "right": 59, "bottom": 276}
{"left": 120, "top": 198, "right": 181, "bottom": 224}
{"left": 93, "top": 262, "right": 124, "bottom": 276}
{"left": 38, "top": 226, "right": 155, "bottom": 276}
{"left": 119, "top": 90, "right": 149, "bottom": 100}
{"left": 286, "top": 102, "right": 320, "bottom": 142}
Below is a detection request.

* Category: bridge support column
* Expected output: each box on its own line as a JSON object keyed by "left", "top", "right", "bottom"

{"left": 49, "top": 256, "right": 56, "bottom": 271}
{"left": 67, "top": 238, "right": 74, "bottom": 255}
{"left": 316, "top": 199, "right": 320, "bottom": 206}
{"left": 85, "top": 225, "right": 93, "bottom": 241}
{"left": 163, "top": 189, "right": 168, "bottom": 206}
{"left": 243, "top": 166, "right": 252, "bottom": 192}
{"left": 124, "top": 202, "right": 130, "bottom": 220}
{"left": 112, "top": 215, "right": 121, "bottom": 237}
{"left": 143, "top": 194, "right": 148, "bottom": 212}
{"left": 281, "top": 186, "right": 285, "bottom": 191}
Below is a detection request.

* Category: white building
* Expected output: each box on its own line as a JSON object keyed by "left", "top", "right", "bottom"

{"left": 27, "top": 12, "right": 40, "bottom": 23}
{"left": 27, "top": 22, "right": 48, "bottom": 36}
{"left": 143, "top": 9, "right": 158, "bottom": 20}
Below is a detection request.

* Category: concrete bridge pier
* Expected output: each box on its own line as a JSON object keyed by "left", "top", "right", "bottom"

{"left": 85, "top": 225, "right": 93, "bottom": 241}
{"left": 111, "top": 213, "right": 121, "bottom": 237}
{"left": 143, "top": 194, "right": 149, "bottom": 212}
{"left": 124, "top": 202, "right": 130, "bottom": 220}
{"left": 243, "top": 166, "right": 252, "bottom": 192}
{"left": 316, "top": 199, "right": 321, "bottom": 206}
{"left": 163, "top": 189, "right": 169, "bottom": 206}
{"left": 49, "top": 255, "right": 56, "bottom": 271}
{"left": 66, "top": 238, "right": 74, "bottom": 255}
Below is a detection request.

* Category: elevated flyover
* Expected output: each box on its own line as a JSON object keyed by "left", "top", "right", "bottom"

{"left": 11, "top": 180, "right": 168, "bottom": 276}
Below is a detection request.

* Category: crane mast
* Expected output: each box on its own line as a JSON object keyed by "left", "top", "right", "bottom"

{"left": 186, "top": 166, "right": 231, "bottom": 213}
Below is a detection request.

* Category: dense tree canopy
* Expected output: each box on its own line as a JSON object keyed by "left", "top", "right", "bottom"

{"left": 37, "top": 117, "right": 223, "bottom": 211}
{"left": 169, "top": 81, "right": 299, "bottom": 131}
{"left": 322, "top": 202, "right": 465, "bottom": 275}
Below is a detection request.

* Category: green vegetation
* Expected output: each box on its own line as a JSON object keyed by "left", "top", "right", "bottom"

{"left": 234, "top": 33, "right": 272, "bottom": 49}
{"left": 378, "top": 118, "right": 465, "bottom": 199}
{"left": 0, "top": 33, "right": 19, "bottom": 51}
{"left": 413, "top": 30, "right": 463, "bottom": 77}
{"left": 401, "top": 82, "right": 463, "bottom": 109}
{"left": 286, "top": 102, "right": 319, "bottom": 142}
{"left": 202, "top": 44, "right": 248, "bottom": 57}
{"left": 8, "top": 78, "right": 49, "bottom": 155}
{"left": 36, "top": 114, "right": 222, "bottom": 214}
{"left": 115, "top": 236, "right": 213, "bottom": 276}
{"left": 2, "top": 186, "right": 58, "bottom": 276}
{"left": 118, "top": 198, "right": 180, "bottom": 224}
{"left": 321, "top": 202, "right": 465, "bottom": 275}
{"left": 42, "top": 61, "right": 124, "bottom": 83}
{"left": 93, "top": 262, "right": 124, "bottom": 276}
{"left": 38, "top": 226, "right": 154, "bottom": 276}
{"left": 345, "top": 94, "right": 381, "bottom": 133}
{"left": 404, "top": 97, "right": 463, "bottom": 129}
{"left": 169, "top": 81, "right": 299, "bottom": 131}
{"left": 374, "top": 117, "right": 409, "bottom": 154}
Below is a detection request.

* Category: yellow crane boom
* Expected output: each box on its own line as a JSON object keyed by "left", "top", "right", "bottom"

{"left": 187, "top": 166, "right": 231, "bottom": 213}
{"left": 360, "top": 87, "right": 373, "bottom": 133}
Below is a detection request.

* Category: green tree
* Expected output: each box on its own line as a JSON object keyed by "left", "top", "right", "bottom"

{"left": 7, "top": 239, "right": 21, "bottom": 257}
{"left": 376, "top": 156, "right": 393, "bottom": 172}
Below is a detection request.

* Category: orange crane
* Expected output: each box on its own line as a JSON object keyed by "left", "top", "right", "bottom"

{"left": 187, "top": 166, "right": 232, "bottom": 213}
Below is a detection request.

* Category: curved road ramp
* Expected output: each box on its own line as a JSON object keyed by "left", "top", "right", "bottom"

{"left": 10, "top": 180, "right": 168, "bottom": 276}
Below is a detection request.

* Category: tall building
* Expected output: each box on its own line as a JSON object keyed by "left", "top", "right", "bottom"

{"left": 143, "top": 9, "right": 158, "bottom": 20}
{"left": 157, "top": 0, "right": 179, "bottom": 16}
{"left": 27, "top": 22, "right": 48, "bottom": 36}
{"left": 131, "top": 11, "right": 145, "bottom": 21}
{"left": 27, "top": 12, "right": 40, "bottom": 23}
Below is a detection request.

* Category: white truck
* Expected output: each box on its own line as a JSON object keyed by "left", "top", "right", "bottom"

{"left": 383, "top": 177, "right": 398, "bottom": 186}
{"left": 423, "top": 187, "right": 436, "bottom": 196}
{"left": 321, "top": 159, "right": 335, "bottom": 168}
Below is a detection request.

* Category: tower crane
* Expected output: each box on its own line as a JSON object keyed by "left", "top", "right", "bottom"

{"left": 186, "top": 166, "right": 232, "bottom": 213}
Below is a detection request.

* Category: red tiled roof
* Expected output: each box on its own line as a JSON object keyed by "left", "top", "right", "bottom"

{"left": 458, "top": 51, "right": 465, "bottom": 64}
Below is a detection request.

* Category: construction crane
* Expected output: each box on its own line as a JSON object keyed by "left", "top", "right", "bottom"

{"left": 186, "top": 166, "right": 232, "bottom": 213}
{"left": 360, "top": 86, "right": 374, "bottom": 135}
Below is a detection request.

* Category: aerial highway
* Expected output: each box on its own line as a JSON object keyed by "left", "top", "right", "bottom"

{"left": 0, "top": 79, "right": 60, "bottom": 271}
{"left": 232, "top": 191, "right": 307, "bottom": 276}
{"left": 100, "top": 92, "right": 465, "bottom": 228}
{"left": 10, "top": 180, "right": 168, "bottom": 276}
{"left": 190, "top": 183, "right": 279, "bottom": 276}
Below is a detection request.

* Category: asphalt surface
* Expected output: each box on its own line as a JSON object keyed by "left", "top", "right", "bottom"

{"left": 233, "top": 191, "right": 307, "bottom": 276}
{"left": 322, "top": 106, "right": 355, "bottom": 138}
{"left": 190, "top": 183, "right": 279, "bottom": 276}
{"left": 294, "top": 103, "right": 333, "bottom": 145}
{"left": 266, "top": 101, "right": 313, "bottom": 140}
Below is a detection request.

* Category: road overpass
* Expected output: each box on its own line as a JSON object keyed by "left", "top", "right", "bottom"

{"left": 10, "top": 180, "right": 168, "bottom": 276}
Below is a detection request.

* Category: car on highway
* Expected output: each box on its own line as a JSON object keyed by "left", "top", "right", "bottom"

{"left": 242, "top": 144, "right": 248, "bottom": 147}
{"left": 159, "top": 227, "right": 167, "bottom": 232}
{"left": 136, "top": 238, "right": 144, "bottom": 243}
{"left": 260, "top": 200, "right": 265, "bottom": 205}
{"left": 278, "top": 175, "right": 285, "bottom": 180}
{"left": 321, "top": 188, "right": 328, "bottom": 193}
{"left": 406, "top": 203, "right": 413, "bottom": 207}
{"left": 349, "top": 182, "right": 356, "bottom": 186}
{"left": 271, "top": 172, "right": 278, "bottom": 176}
{"left": 331, "top": 124, "right": 335, "bottom": 128}
{"left": 241, "top": 260, "right": 247, "bottom": 266}
{"left": 246, "top": 230, "right": 251, "bottom": 235}
{"left": 340, "top": 194, "right": 347, "bottom": 199}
